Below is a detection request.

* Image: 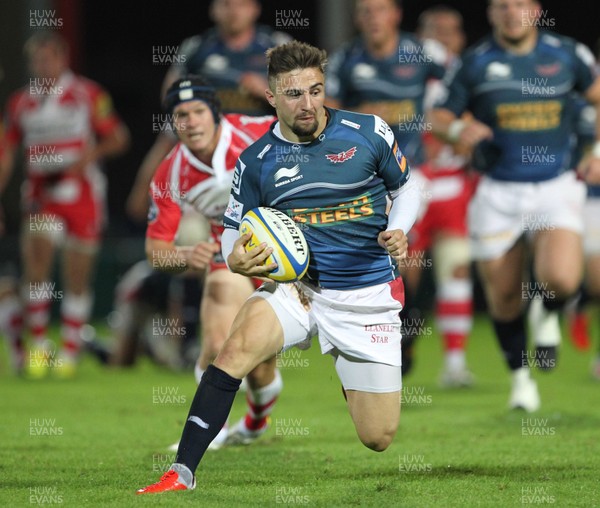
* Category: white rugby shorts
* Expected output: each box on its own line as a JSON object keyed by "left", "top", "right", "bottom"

{"left": 254, "top": 278, "right": 405, "bottom": 393}
{"left": 468, "top": 171, "right": 586, "bottom": 260}
{"left": 583, "top": 196, "right": 600, "bottom": 256}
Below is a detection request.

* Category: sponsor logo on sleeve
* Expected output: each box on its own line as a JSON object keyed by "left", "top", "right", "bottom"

{"left": 224, "top": 195, "right": 243, "bottom": 223}
{"left": 257, "top": 143, "right": 272, "bottom": 159}
{"left": 374, "top": 116, "right": 395, "bottom": 147}
{"left": 341, "top": 118, "right": 361, "bottom": 130}
{"left": 393, "top": 142, "right": 408, "bottom": 173}
{"left": 231, "top": 160, "right": 246, "bottom": 195}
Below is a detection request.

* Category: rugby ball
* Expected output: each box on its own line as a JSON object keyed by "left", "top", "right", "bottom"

{"left": 239, "top": 207, "right": 309, "bottom": 282}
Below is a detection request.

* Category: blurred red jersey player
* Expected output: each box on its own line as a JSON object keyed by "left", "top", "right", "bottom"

{"left": 146, "top": 75, "right": 282, "bottom": 448}
{"left": 0, "top": 32, "right": 129, "bottom": 378}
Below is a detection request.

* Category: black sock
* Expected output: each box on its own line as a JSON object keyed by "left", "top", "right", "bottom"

{"left": 492, "top": 314, "right": 527, "bottom": 371}
{"left": 175, "top": 364, "right": 241, "bottom": 474}
{"left": 542, "top": 294, "right": 567, "bottom": 312}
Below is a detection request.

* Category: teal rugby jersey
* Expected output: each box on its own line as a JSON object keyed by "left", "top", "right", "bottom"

{"left": 441, "top": 32, "right": 597, "bottom": 182}
{"left": 328, "top": 33, "right": 445, "bottom": 165}
{"left": 177, "top": 26, "right": 289, "bottom": 115}
{"left": 223, "top": 108, "right": 411, "bottom": 290}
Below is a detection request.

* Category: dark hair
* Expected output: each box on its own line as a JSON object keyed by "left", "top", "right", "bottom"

{"left": 24, "top": 32, "right": 68, "bottom": 58}
{"left": 266, "top": 41, "right": 328, "bottom": 88}
{"left": 417, "top": 4, "right": 463, "bottom": 31}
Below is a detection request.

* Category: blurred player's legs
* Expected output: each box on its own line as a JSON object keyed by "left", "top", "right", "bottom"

{"left": 401, "top": 171, "right": 474, "bottom": 385}
{"left": 0, "top": 277, "right": 25, "bottom": 374}
{"left": 56, "top": 240, "right": 98, "bottom": 378}
{"left": 529, "top": 228, "right": 583, "bottom": 371}
{"left": 580, "top": 197, "right": 600, "bottom": 377}
{"left": 471, "top": 174, "right": 585, "bottom": 411}
{"left": 587, "top": 254, "right": 600, "bottom": 379}
{"left": 21, "top": 217, "right": 57, "bottom": 378}
{"left": 20, "top": 175, "right": 104, "bottom": 379}
{"left": 477, "top": 240, "right": 540, "bottom": 411}
{"left": 433, "top": 236, "right": 474, "bottom": 387}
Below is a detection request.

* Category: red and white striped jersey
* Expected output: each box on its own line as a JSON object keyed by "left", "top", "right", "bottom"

{"left": 147, "top": 113, "right": 274, "bottom": 242}
{"left": 4, "top": 71, "right": 122, "bottom": 176}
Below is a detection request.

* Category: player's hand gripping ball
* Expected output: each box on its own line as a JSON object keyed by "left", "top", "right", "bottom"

{"left": 239, "top": 207, "right": 309, "bottom": 282}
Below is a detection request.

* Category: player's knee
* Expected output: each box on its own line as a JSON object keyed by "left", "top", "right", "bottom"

{"left": 213, "top": 328, "right": 269, "bottom": 377}
{"left": 359, "top": 428, "right": 395, "bottom": 452}
{"left": 487, "top": 291, "right": 522, "bottom": 318}
{"left": 247, "top": 359, "right": 276, "bottom": 386}
{"left": 546, "top": 277, "right": 580, "bottom": 299}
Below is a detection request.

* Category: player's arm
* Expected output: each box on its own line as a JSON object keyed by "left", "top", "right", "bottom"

{"left": 126, "top": 133, "right": 177, "bottom": 221}
{"left": 372, "top": 117, "right": 421, "bottom": 263}
{"left": 578, "top": 76, "right": 600, "bottom": 184}
{"left": 0, "top": 141, "right": 16, "bottom": 196}
{"left": 0, "top": 97, "right": 23, "bottom": 234}
{"left": 428, "top": 56, "right": 493, "bottom": 148}
{"left": 145, "top": 161, "right": 218, "bottom": 273}
{"left": 145, "top": 236, "right": 219, "bottom": 274}
{"left": 221, "top": 156, "right": 277, "bottom": 277}
{"left": 429, "top": 106, "right": 492, "bottom": 149}
{"left": 0, "top": 141, "right": 16, "bottom": 236}
{"left": 90, "top": 122, "right": 130, "bottom": 161}
{"left": 1, "top": 96, "right": 22, "bottom": 195}
{"left": 69, "top": 89, "right": 130, "bottom": 176}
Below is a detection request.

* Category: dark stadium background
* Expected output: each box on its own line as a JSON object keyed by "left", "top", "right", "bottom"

{"left": 0, "top": 0, "right": 597, "bottom": 315}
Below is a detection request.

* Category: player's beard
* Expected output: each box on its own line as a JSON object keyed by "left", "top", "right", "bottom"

{"left": 291, "top": 117, "right": 319, "bottom": 138}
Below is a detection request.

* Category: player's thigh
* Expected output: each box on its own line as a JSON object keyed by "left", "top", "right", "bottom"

{"left": 432, "top": 233, "right": 470, "bottom": 281}
{"left": 533, "top": 229, "right": 583, "bottom": 296}
{"left": 62, "top": 243, "right": 98, "bottom": 294}
{"left": 214, "top": 295, "right": 285, "bottom": 379}
{"left": 585, "top": 255, "right": 600, "bottom": 298}
{"left": 476, "top": 239, "right": 527, "bottom": 318}
{"left": 400, "top": 257, "right": 423, "bottom": 294}
{"left": 200, "top": 269, "right": 254, "bottom": 341}
{"left": 333, "top": 352, "right": 401, "bottom": 450}
{"left": 21, "top": 231, "right": 55, "bottom": 282}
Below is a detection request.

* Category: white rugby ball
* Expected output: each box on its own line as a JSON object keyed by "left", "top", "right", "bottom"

{"left": 239, "top": 207, "right": 309, "bottom": 282}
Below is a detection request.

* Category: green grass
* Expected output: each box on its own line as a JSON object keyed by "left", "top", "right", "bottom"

{"left": 1, "top": 314, "right": 599, "bottom": 507}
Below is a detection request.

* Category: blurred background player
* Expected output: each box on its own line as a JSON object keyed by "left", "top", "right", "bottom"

{"left": 126, "top": 0, "right": 289, "bottom": 222}
{"left": 122, "top": 0, "right": 290, "bottom": 375}
{"left": 326, "top": 0, "right": 445, "bottom": 165}
{"left": 146, "top": 76, "right": 282, "bottom": 448}
{"left": 326, "top": 0, "right": 474, "bottom": 384}
{"left": 401, "top": 5, "right": 475, "bottom": 387}
{"left": 0, "top": 32, "right": 129, "bottom": 378}
{"left": 562, "top": 40, "right": 600, "bottom": 377}
{"left": 0, "top": 276, "right": 25, "bottom": 374}
{"left": 430, "top": 0, "right": 600, "bottom": 411}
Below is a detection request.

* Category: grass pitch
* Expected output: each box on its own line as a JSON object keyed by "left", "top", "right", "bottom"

{"left": 1, "top": 313, "right": 599, "bottom": 507}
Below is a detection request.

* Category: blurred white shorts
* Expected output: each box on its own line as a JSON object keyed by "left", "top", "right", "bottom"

{"left": 583, "top": 196, "right": 600, "bottom": 256}
{"left": 468, "top": 171, "right": 586, "bottom": 260}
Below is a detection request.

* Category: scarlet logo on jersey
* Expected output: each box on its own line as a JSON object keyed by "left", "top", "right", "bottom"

{"left": 325, "top": 146, "right": 357, "bottom": 164}
{"left": 535, "top": 62, "right": 561, "bottom": 77}
{"left": 393, "top": 142, "right": 408, "bottom": 173}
